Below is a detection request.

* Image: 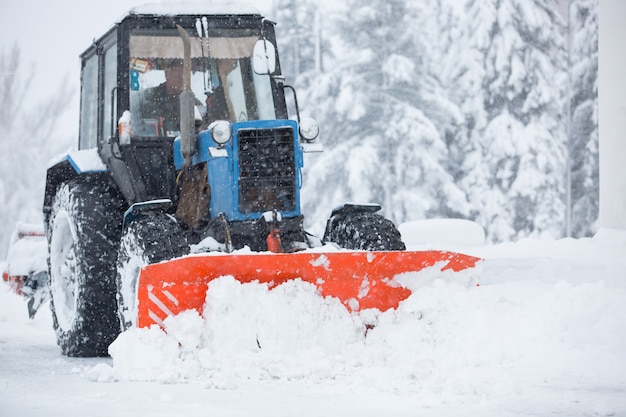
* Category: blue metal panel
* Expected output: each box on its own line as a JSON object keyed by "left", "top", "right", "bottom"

{"left": 173, "top": 119, "right": 304, "bottom": 222}
{"left": 207, "top": 154, "right": 235, "bottom": 219}
{"left": 173, "top": 138, "right": 183, "bottom": 169}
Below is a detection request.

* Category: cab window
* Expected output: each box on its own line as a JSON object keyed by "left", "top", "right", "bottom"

{"left": 78, "top": 54, "right": 98, "bottom": 149}
{"left": 127, "top": 29, "right": 276, "bottom": 138}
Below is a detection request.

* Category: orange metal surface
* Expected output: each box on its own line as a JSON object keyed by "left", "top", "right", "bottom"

{"left": 2, "top": 272, "right": 26, "bottom": 296}
{"left": 136, "top": 250, "right": 481, "bottom": 328}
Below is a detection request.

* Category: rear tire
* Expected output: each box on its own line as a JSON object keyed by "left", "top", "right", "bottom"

{"left": 323, "top": 212, "right": 405, "bottom": 251}
{"left": 116, "top": 214, "right": 189, "bottom": 330}
{"left": 47, "top": 178, "right": 124, "bottom": 357}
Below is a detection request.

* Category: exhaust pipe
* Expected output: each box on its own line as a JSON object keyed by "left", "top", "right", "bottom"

{"left": 176, "top": 24, "right": 196, "bottom": 167}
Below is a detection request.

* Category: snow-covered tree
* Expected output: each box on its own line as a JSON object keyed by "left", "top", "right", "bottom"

{"left": 299, "top": 0, "right": 469, "bottom": 234}
{"left": 436, "top": 0, "right": 568, "bottom": 242}
{"left": 278, "top": 0, "right": 591, "bottom": 242}
{"left": 290, "top": 0, "right": 574, "bottom": 241}
{"left": 0, "top": 44, "right": 74, "bottom": 256}
{"left": 568, "top": 0, "right": 598, "bottom": 237}
{"left": 274, "top": 0, "right": 324, "bottom": 78}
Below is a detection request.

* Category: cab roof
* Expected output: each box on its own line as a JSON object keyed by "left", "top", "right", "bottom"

{"left": 82, "top": 2, "right": 268, "bottom": 59}
{"left": 125, "top": 1, "right": 262, "bottom": 19}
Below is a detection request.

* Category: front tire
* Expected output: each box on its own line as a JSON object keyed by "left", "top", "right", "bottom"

{"left": 47, "top": 178, "right": 124, "bottom": 357}
{"left": 116, "top": 214, "right": 189, "bottom": 330}
{"left": 323, "top": 211, "right": 405, "bottom": 251}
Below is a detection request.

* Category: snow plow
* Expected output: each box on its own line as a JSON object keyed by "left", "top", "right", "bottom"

{"left": 3, "top": 4, "right": 481, "bottom": 357}
{"left": 135, "top": 250, "right": 480, "bottom": 328}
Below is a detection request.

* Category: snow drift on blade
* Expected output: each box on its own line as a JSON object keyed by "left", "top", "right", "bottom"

{"left": 134, "top": 249, "right": 481, "bottom": 328}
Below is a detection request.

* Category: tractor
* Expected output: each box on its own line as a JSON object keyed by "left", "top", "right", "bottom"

{"left": 3, "top": 3, "right": 481, "bottom": 357}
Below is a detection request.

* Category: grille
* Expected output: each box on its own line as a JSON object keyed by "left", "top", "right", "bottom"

{"left": 237, "top": 127, "right": 296, "bottom": 214}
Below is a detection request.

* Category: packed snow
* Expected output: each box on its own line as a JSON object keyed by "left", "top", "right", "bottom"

{"left": 1, "top": 224, "right": 625, "bottom": 416}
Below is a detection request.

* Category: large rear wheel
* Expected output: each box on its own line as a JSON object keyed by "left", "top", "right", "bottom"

{"left": 47, "top": 178, "right": 124, "bottom": 357}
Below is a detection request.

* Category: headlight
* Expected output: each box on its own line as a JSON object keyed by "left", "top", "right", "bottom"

{"left": 209, "top": 120, "right": 231, "bottom": 145}
{"left": 299, "top": 117, "right": 320, "bottom": 142}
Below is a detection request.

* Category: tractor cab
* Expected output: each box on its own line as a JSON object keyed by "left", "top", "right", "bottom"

{"left": 125, "top": 21, "right": 279, "bottom": 138}
{"left": 79, "top": 4, "right": 286, "bottom": 149}
{"left": 71, "top": 4, "right": 322, "bottom": 227}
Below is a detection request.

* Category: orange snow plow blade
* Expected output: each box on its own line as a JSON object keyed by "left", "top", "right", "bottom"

{"left": 136, "top": 250, "right": 481, "bottom": 328}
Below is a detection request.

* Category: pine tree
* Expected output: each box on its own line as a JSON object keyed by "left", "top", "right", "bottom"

{"left": 280, "top": 0, "right": 574, "bottom": 242}
{"left": 440, "top": 0, "right": 568, "bottom": 242}
{"left": 274, "top": 0, "right": 323, "bottom": 79}
{"left": 568, "top": 0, "right": 598, "bottom": 237}
{"left": 0, "top": 44, "right": 73, "bottom": 256}
{"left": 299, "top": 0, "right": 469, "bottom": 233}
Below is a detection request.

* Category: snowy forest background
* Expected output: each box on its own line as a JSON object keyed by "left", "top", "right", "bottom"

{"left": 0, "top": 0, "right": 599, "bottom": 256}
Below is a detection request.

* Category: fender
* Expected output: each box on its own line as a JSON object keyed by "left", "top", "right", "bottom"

{"left": 43, "top": 149, "right": 107, "bottom": 222}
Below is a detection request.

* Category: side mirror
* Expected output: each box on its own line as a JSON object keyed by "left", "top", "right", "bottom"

{"left": 253, "top": 40, "right": 276, "bottom": 75}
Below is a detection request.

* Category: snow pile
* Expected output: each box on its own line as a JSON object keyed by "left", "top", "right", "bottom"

{"left": 399, "top": 218, "right": 486, "bottom": 246}
{"left": 90, "top": 231, "right": 626, "bottom": 406}
{"left": 2, "top": 229, "right": 626, "bottom": 414}
{"left": 99, "top": 277, "right": 365, "bottom": 384}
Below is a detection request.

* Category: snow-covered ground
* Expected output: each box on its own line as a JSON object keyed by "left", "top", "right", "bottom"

{"left": 1, "top": 226, "right": 625, "bottom": 417}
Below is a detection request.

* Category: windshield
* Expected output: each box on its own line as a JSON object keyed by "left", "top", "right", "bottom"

{"left": 128, "top": 28, "right": 276, "bottom": 138}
